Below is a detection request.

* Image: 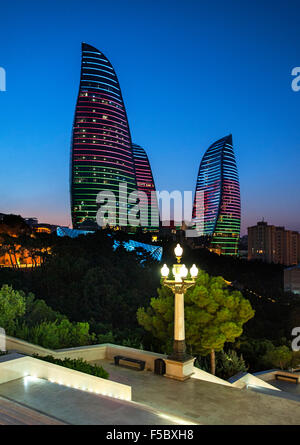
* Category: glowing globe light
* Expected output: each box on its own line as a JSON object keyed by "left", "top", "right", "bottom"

{"left": 180, "top": 265, "right": 188, "bottom": 278}
{"left": 161, "top": 264, "right": 169, "bottom": 277}
{"left": 190, "top": 264, "right": 198, "bottom": 278}
{"left": 174, "top": 244, "right": 183, "bottom": 259}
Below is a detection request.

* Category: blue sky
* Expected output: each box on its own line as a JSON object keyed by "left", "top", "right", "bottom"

{"left": 0, "top": 0, "right": 299, "bottom": 234}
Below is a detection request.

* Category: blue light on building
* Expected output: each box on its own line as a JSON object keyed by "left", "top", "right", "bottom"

{"left": 56, "top": 227, "right": 163, "bottom": 261}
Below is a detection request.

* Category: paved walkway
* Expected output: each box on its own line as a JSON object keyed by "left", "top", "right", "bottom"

{"left": 0, "top": 377, "right": 184, "bottom": 425}
{"left": 0, "top": 396, "right": 65, "bottom": 425}
{"left": 2, "top": 361, "right": 300, "bottom": 425}
{"left": 92, "top": 359, "right": 300, "bottom": 425}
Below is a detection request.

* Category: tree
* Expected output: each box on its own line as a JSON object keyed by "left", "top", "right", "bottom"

{"left": 137, "top": 284, "right": 174, "bottom": 353}
{"left": 137, "top": 269, "right": 255, "bottom": 374}
{"left": 263, "top": 345, "right": 293, "bottom": 370}
{"left": 234, "top": 337, "right": 275, "bottom": 372}
{"left": 23, "top": 293, "right": 64, "bottom": 326}
{"left": 0, "top": 214, "right": 31, "bottom": 237}
{"left": 0, "top": 284, "right": 26, "bottom": 333}
{"left": 0, "top": 234, "right": 21, "bottom": 268}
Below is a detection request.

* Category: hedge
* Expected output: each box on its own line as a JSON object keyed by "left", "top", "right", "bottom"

{"left": 32, "top": 354, "right": 109, "bottom": 379}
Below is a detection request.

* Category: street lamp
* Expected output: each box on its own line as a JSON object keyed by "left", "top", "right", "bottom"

{"left": 161, "top": 244, "right": 198, "bottom": 363}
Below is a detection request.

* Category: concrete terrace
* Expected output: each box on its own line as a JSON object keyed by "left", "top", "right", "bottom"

{"left": 90, "top": 358, "right": 300, "bottom": 425}
{"left": 0, "top": 377, "right": 183, "bottom": 425}
{"left": 0, "top": 395, "right": 65, "bottom": 425}
{"left": 1, "top": 339, "right": 300, "bottom": 425}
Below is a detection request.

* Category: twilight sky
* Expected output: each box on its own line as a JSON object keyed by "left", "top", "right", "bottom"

{"left": 0, "top": 0, "right": 300, "bottom": 235}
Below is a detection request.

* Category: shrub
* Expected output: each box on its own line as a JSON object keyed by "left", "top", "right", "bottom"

{"left": 32, "top": 354, "right": 109, "bottom": 379}
{"left": 0, "top": 284, "right": 26, "bottom": 334}
{"left": 15, "top": 319, "right": 95, "bottom": 349}
{"left": 263, "top": 345, "right": 293, "bottom": 370}
{"left": 216, "top": 349, "right": 248, "bottom": 379}
{"left": 195, "top": 349, "right": 248, "bottom": 379}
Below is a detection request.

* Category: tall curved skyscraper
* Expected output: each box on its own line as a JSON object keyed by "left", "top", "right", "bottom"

{"left": 193, "top": 135, "right": 241, "bottom": 255}
{"left": 70, "top": 43, "right": 137, "bottom": 229}
{"left": 132, "top": 143, "right": 159, "bottom": 230}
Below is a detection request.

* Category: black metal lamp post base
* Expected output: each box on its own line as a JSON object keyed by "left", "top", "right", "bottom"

{"left": 167, "top": 340, "right": 192, "bottom": 362}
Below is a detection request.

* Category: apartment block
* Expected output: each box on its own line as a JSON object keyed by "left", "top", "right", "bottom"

{"left": 248, "top": 221, "right": 300, "bottom": 266}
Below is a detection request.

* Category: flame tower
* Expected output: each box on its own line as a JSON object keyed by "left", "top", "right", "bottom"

{"left": 132, "top": 143, "right": 159, "bottom": 231}
{"left": 70, "top": 43, "right": 137, "bottom": 229}
{"left": 193, "top": 135, "right": 241, "bottom": 255}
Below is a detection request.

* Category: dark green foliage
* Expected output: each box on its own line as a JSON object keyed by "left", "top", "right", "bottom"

{"left": 137, "top": 269, "right": 254, "bottom": 358}
{"left": 32, "top": 354, "right": 109, "bottom": 379}
{"left": 194, "top": 355, "right": 211, "bottom": 373}
{"left": 0, "top": 284, "right": 26, "bottom": 334}
{"left": 95, "top": 325, "right": 147, "bottom": 350}
{"left": 1, "top": 226, "right": 298, "bottom": 373}
{"left": 0, "top": 230, "right": 160, "bottom": 333}
{"left": 177, "top": 243, "right": 299, "bottom": 343}
{"left": 216, "top": 350, "right": 248, "bottom": 379}
{"left": 262, "top": 345, "right": 293, "bottom": 370}
{"left": 195, "top": 349, "right": 248, "bottom": 379}
{"left": 180, "top": 244, "right": 283, "bottom": 297}
{"left": 23, "top": 293, "right": 64, "bottom": 326}
{"left": 0, "top": 284, "right": 95, "bottom": 349}
{"left": 15, "top": 319, "right": 95, "bottom": 349}
{"left": 233, "top": 337, "right": 275, "bottom": 372}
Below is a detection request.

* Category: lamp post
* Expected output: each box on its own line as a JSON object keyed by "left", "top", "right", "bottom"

{"left": 161, "top": 244, "right": 198, "bottom": 363}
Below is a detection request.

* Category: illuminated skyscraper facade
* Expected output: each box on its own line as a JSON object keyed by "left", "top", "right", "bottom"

{"left": 132, "top": 143, "right": 159, "bottom": 230}
{"left": 70, "top": 43, "right": 137, "bottom": 229}
{"left": 193, "top": 135, "right": 241, "bottom": 255}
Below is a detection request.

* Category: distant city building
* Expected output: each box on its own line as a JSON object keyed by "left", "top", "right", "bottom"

{"left": 131, "top": 143, "right": 159, "bottom": 231}
{"left": 24, "top": 217, "right": 38, "bottom": 227}
{"left": 25, "top": 218, "right": 68, "bottom": 234}
{"left": 159, "top": 220, "right": 186, "bottom": 242}
{"left": 248, "top": 221, "right": 300, "bottom": 266}
{"left": 70, "top": 43, "right": 159, "bottom": 232}
{"left": 284, "top": 264, "right": 300, "bottom": 295}
{"left": 192, "top": 134, "right": 241, "bottom": 255}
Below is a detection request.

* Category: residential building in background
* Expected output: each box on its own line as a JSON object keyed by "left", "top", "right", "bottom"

{"left": 248, "top": 221, "right": 300, "bottom": 266}
{"left": 192, "top": 134, "right": 241, "bottom": 255}
{"left": 131, "top": 143, "right": 159, "bottom": 231}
